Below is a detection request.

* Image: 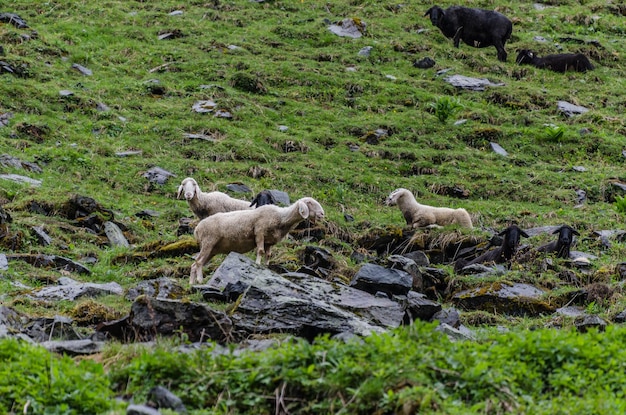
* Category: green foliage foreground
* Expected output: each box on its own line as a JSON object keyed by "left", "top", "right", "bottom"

{"left": 5, "top": 322, "right": 626, "bottom": 414}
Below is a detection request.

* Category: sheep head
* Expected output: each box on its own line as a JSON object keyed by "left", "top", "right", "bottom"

{"left": 298, "top": 197, "right": 325, "bottom": 223}
{"left": 424, "top": 6, "right": 444, "bottom": 27}
{"left": 177, "top": 177, "right": 199, "bottom": 201}
{"left": 250, "top": 190, "right": 277, "bottom": 208}
{"left": 498, "top": 225, "right": 529, "bottom": 253}
{"left": 515, "top": 50, "right": 534, "bottom": 64}
{"left": 385, "top": 188, "right": 410, "bottom": 206}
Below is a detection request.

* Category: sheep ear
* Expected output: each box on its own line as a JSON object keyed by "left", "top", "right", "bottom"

{"left": 552, "top": 228, "right": 560, "bottom": 235}
{"left": 176, "top": 185, "right": 183, "bottom": 199}
{"left": 298, "top": 201, "right": 310, "bottom": 219}
{"left": 520, "top": 230, "right": 529, "bottom": 238}
{"left": 572, "top": 229, "right": 580, "bottom": 236}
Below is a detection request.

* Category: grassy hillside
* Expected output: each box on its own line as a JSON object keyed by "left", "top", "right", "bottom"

{"left": 1, "top": 0, "right": 626, "bottom": 412}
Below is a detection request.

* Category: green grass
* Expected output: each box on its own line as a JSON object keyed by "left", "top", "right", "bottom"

{"left": 1, "top": 0, "right": 626, "bottom": 412}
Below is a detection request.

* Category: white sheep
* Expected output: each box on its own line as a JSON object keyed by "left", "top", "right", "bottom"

{"left": 385, "top": 188, "right": 473, "bottom": 228}
{"left": 189, "top": 197, "right": 325, "bottom": 284}
{"left": 176, "top": 177, "right": 252, "bottom": 219}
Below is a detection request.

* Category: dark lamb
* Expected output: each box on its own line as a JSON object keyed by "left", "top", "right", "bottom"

{"left": 250, "top": 190, "right": 277, "bottom": 208}
{"left": 454, "top": 225, "right": 528, "bottom": 272}
{"left": 515, "top": 50, "right": 594, "bottom": 72}
{"left": 425, "top": 5, "right": 513, "bottom": 62}
{"left": 537, "top": 225, "right": 580, "bottom": 259}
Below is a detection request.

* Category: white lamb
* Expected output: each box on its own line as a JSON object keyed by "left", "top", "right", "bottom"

{"left": 176, "top": 177, "right": 252, "bottom": 220}
{"left": 189, "top": 197, "right": 325, "bottom": 284}
{"left": 385, "top": 188, "right": 473, "bottom": 228}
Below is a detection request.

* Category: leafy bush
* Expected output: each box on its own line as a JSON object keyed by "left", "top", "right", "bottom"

{"left": 0, "top": 339, "right": 116, "bottom": 414}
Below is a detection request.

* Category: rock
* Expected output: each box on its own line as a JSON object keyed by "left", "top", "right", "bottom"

{"left": 71, "top": 63, "right": 92, "bottom": 76}
{"left": 225, "top": 183, "right": 251, "bottom": 193}
{"left": 328, "top": 18, "right": 366, "bottom": 38}
{"left": 413, "top": 57, "right": 435, "bottom": 69}
{"left": 126, "top": 404, "right": 161, "bottom": 415}
{"left": 400, "top": 291, "right": 442, "bottom": 324}
{"left": 358, "top": 46, "right": 373, "bottom": 56}
{"left": 444, "top": 74, "right": 504, "bottom": 91}
{"left": 125, "top": 296, "right": 233, "bottom": 343}
{"left": 0, "top": 13, "right": 28, "bottom": 29}
{"left": 453, "top": 282, "right": 553, "bottom": 316}
{"left": 148, "top": 386, "right": 187, "bottom": 413}
{"left": 388, "top": 255, "right": 423, "bottom": 291}
{"left": 116, "top": 150, "right": 143, "bottom": 157}
{"left": 0, "top": 253, "right": 7, "bottom": 270}
{"left": 557, "top": 100, "right": 589, "bottom": 117}
{"left": 0, "top": 173, "right": 41, "bottom": 186}
{"left": 436, "top": 322, "right": 476, "bottom": 341}
{"left": 575, "top": 314, "right": 607, "bottom": 333}
{"left": 431, "top": 308, "right": 461, "bottom": 328}
{"left": 490, "top": 142, "right": 508, "bottom": 157}
{"left": 31, "top": 226, "right": 52, "bottom": 246}
{"left": 555, "top": 306, "right": 585, "bottom": 318}
{"left": 0, "top": 112, "right": 13, "bottom": 127}
{"left": 351, "top": 263, "right": 413, "bottom": 297}
{"left": 126, "top": 278, "right": 186, "bottom": 301}
{"left": 103, "top": 221, "right": 129, "bottom": 247}
{"left": 143, "top": 166, "right": 175, "bottom": 185}
{"left": 614, "top": 309, "right": 626, "bottom": 323}
{"left": 0, "top": 154, "right": 42, "bottom": 173}
{"left": 7, "top": 254, "right": 91, "bottom": 274}
{"left": 402, "top": 251, "right": 430, "bottom": 267}
{"left": 41, "top": 339, "right": 105, "bottom": 356}
{"left": 33, "top": 277, "right": 122, "bottom": 301}
{"left": 208, "top": 253, "right": 405, "bottom": 339}
{"left": 192, "top": 100, "right": 217, "bottom": 113}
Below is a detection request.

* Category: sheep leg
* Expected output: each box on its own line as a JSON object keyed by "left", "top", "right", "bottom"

{"left": 453, "top": 26, "right": 463, "bottom": 47}
{"left": 494, "top": 40, "right": 507, "bottom": 62}
{"left": 189, "top": 248, "right": 215, "bottom": 285}
{"left": 255, "top": 235, "right": 266, "bottom": 265}
{"left": 264, "top": 244, "right": 272, "bottom": 266}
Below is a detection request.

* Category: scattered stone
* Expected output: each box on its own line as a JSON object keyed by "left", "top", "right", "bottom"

{"left": 0, "top": 112, "right": 12, "bottom": 127}
{"left": 400, "top": 291, "right": 442, "bottom": 323}
{"left": 351, "top": 263, "right": 413, "bottom": 297}
{"left": 575, "top": 314, "right": 607, "bottom": 333}
{"left": 0, "top": 13, "right": 28, "bottom": 29}
{"left": 453, "top": 282, "right": 552, "bottom": 316}
{"left": 444, "top": 74, "right": 504, "bottom": 91}
{"left": 328, "top": 18, "right": 366, "bottom": 38}
{"left": 135, "top": 209, "right": 160, "bottom": 219}
{"left": 182, "top": 132, "right": 217, "bottom": 142}
{"left": 226, "top": 183, "right": 251, "bottom": 193}
{"left": 614, "top": 309, "right": 626, "bottom": 323}
{"left": 436, "top": 322, "right": 476, "bottom": 341}
{"left": 148, "top": 386, "right": 187, "bottom": 413}
{"left": 126, "top": 278, "right": 186, "bottom": 301}
{"left": 126, "top": 404, "right": 161, "bottom": 415}
{"left": 0, "top": 174, "right": 41, "bottom": 186}
{"left": 104, "top": 221, "right": 129, "bottom": 247}
{"left": 0, "top": 154, "right": 42, "bottom": 173}
{"left": 278, "top": 125, "right": 288, "bottom": 132}
{"left": 7, "top": 254, "right": 91, "bottom": 275}
{"left": 59, "top": 90, "right": 74, "bottom": 97}
{"left": 116, "top": 150, "right": 142, "bottom": 157}
{"left": 33, "top": 277, "right": 122, "bottom": 301}
{"left": 41, "top": 339, "right": 105, "bottom": 356}
{"left": 0, "top": 254, "right": 7, "bottom": 271}
{"left": 71, "top": 63, "right": 92, "bottom": 76}
{"left": 31, "top": 226, "right": 52, "bottom": 246}
{"left": 490, "top": 142, "right": 508, "bottom": 157}
{"left": 214, "top": 109, "right": 232, "bottom": 119}
{"left": 557, "top": 101, "right": 589, "bottom": 117}
{"left": 192, "top": 100, "right": 217, "bottom": 113}
{"left": 555, "top": 306, "right": 585, "bottom": 318}
{"left": 572, "top": 166, "right": 586, "bottom": 172}
{"left": 143, "top": 166, "right": 175, "bottom": 185}
{"left": 413, "top": 57, "right": 436, "bottom": 69}
{"left": 358, "top": 46, "right": 373, "bottom": 56}
{"left": 431, "top": 308, "right": 461, "bottom": 328}
{"left": 402, "top": 250, "right": 430, "bottom": 267}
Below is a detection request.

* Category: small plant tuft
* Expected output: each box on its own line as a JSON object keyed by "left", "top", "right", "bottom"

{"left": 430, "top": 96, "right": 463, "bottom": 123}
{"left": 615, "top": 195, "right": 626, "bottom": 214}
{"left": 544, "top": 124, "right": 565, "bottom": 142}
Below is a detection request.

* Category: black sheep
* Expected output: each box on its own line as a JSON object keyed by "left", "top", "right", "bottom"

{"left": 454, "top": 225, "right": 528, "bottom": 272}
{"left": 249, "top": 190, "right": 277, "bottom": 208}
{"left": 425, "top": 5, "right": 513, "bottom": 62}
{"left": 537, "top": 225, "right": 580, "bottom": 259}
{"left": 515, "top": 49, "right": 594, "bottom": 73}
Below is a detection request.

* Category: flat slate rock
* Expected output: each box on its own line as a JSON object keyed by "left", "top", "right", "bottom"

{"left": 444, "top": 75, "right": 504, "bottom": 91}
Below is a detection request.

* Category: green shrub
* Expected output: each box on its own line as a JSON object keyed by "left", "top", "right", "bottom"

{"left": 430, "top": 96, "right": 463, "bottom": 123}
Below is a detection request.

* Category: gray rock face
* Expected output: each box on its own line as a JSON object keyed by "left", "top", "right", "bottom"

{"left": 350, "top": 263, "right": 413, "bottom": 297}
{"left": 33, "top": 277, "right": 123, "bottom": 301}
{"left": 104, "top": 221, "right": 129, "bottom": 247}
{"left": 453, "top": 282, "right": 553, "bottom": 316}
{"left": 444, "top": 75, "right": 504, "bottom": 91}
{"left": 557, "top": 100, "right": 589, "bottom": 117}
{"left": 209, "top": 253, "right": 407, "bottom": 339}
{"left": 328, "top": 18, "right": 366, "bottom": 38}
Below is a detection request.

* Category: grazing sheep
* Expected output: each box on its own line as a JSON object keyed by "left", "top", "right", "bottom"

{"left": 189, "top": 197, "right": 324, "bottom": 284}
{"left": 515, "top": 49, "right": 594, "bottom": 72}
{"left": 425, "top": 5, "right": 512, "bottom": 62}
{"left": 537, "top": 225, "right": 579, "bottom": 259}
{"left": 176, "top": 177, "right": 252, "bottom": 220}
{"left": 250, "top": 190, "right": 277, "bottom": 208}
{"left": 385, "top": 188, "right": 472, "bottom": 228}
{"left": 454, "top": 224, "right": 528, "bottom": 272}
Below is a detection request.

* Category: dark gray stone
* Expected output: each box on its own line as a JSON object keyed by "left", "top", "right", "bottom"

{"left": 351, "top": 263, "right": 413, "bottom": 297}
{"left": 41, "top": 339, "right": 104, "bottom": 355}
{"left": 557, "top": 100, "right": 589, "bottom": 117}
{"left": 453, "top": 282, "right": 553, "bottom": 316}
{"left": 33, "top": 277, "right": 122, "bottom": 301}
{"left": 143, "top": 167, "right": 176, "bottom": 185}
